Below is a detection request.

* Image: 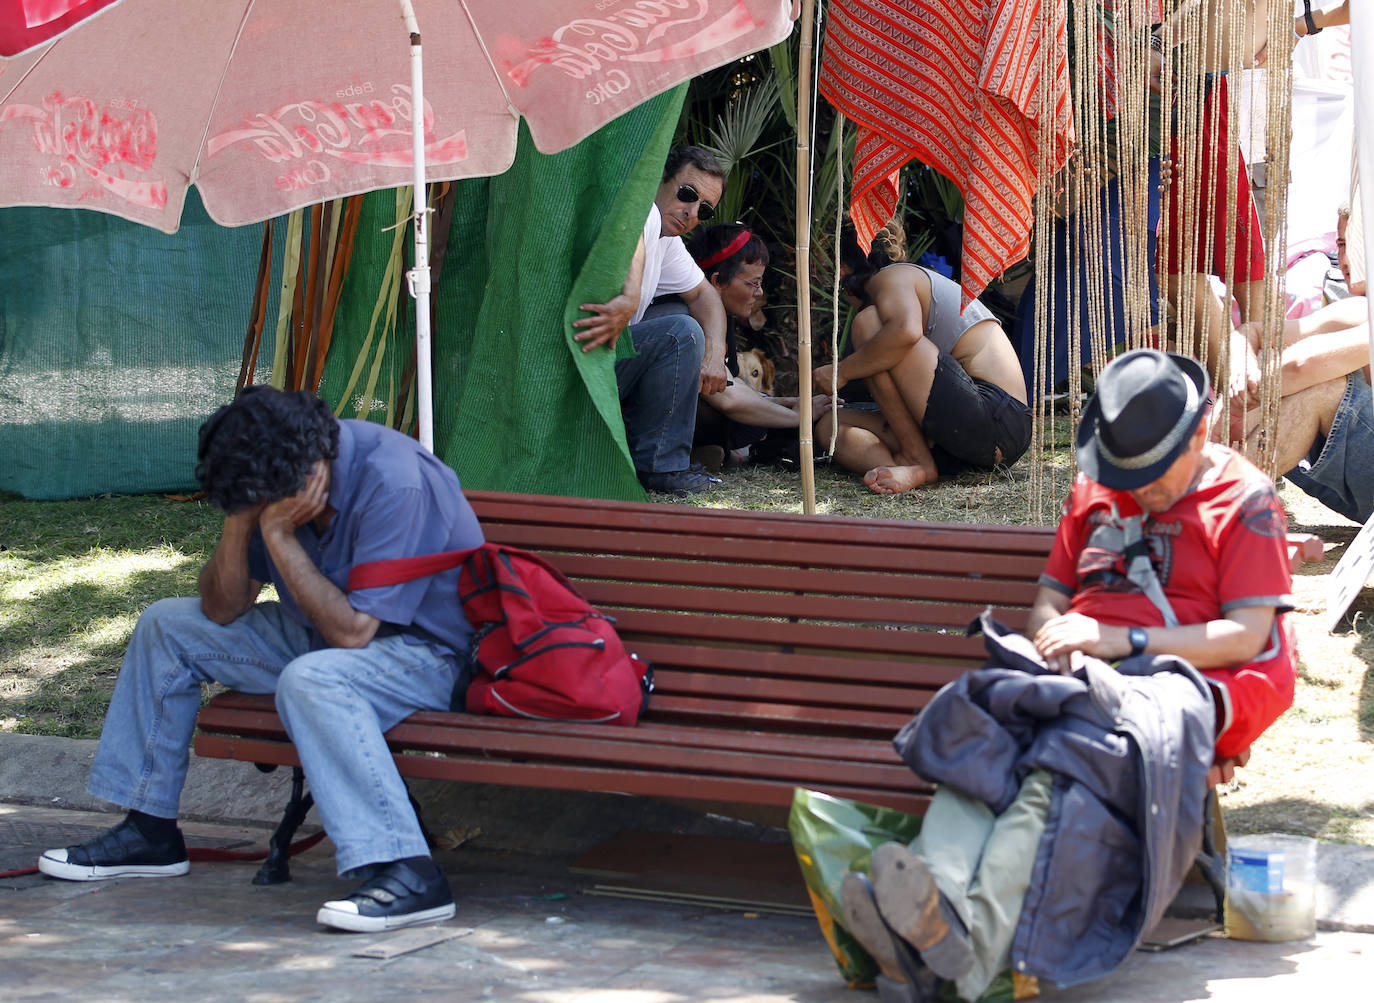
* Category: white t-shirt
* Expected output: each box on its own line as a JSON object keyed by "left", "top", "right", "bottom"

{"left": 630, "top": 203, "right": 705, "bottom": 325}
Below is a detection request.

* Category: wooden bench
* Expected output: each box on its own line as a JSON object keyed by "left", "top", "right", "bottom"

{"left": 193, "top": 490, "right": 1323, "bottom": 883}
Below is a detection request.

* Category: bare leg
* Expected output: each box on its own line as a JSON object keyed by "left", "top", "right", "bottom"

{"left": 1231, "top": 278, "right": 1260, "bottom": 324}
{"left": 813, "top": 406, "right": 934, "bottom": 491}
{"left": 863, "top": 370, "right": 939, "bottom": 492}
{"left": 845, "top": 320, "right": 942, "bottom": 493}
{"left": 817, "top": 408, "right": 937, "bottom": 494}
{"left": 817, "top": 409, "right": 898, "bottom": 473}
{"left": 1245, "top": 377, "right": 1345, "bottom": 473}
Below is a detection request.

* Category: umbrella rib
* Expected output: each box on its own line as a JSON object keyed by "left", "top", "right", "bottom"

{"left": 455, "top": 0, "right": 521, "bottom": 121}
{"left": 0, "top": 45, "right": 53, "bottom": 105}
{"left": 186, "top": 0, "right": 259, "bottom": 187}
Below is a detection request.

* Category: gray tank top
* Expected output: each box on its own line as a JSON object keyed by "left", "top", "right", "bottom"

{"left": 920, "top": 266, "right": 995, "bottom": 355}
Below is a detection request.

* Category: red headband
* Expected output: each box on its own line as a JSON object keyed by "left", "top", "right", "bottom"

{"left": 697, "top": 229, "right": 752, "bottom": 271}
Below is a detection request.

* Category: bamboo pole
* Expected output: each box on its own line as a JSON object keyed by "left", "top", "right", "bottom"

{"left": 794, "top": 0, "right": 817, "bottom": 514}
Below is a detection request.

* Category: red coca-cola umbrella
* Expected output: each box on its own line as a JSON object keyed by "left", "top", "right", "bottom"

{"left": 0, "top": 0, "right": 793, "bottom": 444}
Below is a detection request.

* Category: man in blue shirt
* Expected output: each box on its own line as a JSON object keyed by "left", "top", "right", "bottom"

{"left": 38, "top": 388, "right": 484, "bottom": 933}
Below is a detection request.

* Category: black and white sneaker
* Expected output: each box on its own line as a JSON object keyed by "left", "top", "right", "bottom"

{"left": 316, "top": 859, "right": 456, "bottom": 933}
{"left": 38, "top": 816, "right": 189, "bottom": 881}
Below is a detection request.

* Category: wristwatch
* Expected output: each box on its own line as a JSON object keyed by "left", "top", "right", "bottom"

{"left": 1128, "top": 627, "right": 1149, "bottom": 657}
{"left": 1302, "top": 0, "right": 1322, "bottom": 36}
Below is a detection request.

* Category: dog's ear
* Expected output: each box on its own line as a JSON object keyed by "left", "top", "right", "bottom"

{"left": 760, "top": 355, "right": 775, "bottom": 392}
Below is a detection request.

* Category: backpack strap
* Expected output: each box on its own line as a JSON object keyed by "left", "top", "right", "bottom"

{"left": 346, "top": 548, "right": 478, "bottom": 591}
{"left": 1115, "top": 504, "right": 1179, "bottom": 628}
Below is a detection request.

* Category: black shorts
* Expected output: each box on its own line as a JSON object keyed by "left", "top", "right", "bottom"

{"left": 922, "top": 352, "right": 1032, "bottom": 475}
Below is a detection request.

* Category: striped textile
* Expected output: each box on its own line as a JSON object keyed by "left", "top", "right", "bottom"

{"left": 820, "top": 0, "right": 1074, "bottom": 305}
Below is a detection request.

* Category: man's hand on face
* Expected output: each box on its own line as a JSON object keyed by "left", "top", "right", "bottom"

{"left": 573, "top": 293, "right": 637, "bottom": 352}
{"left": 259, "top": 460, "right": 330, "bottom": 539}
{"left": 1033, "top": 611, "right": 1124, "bottom": 674}
{"left": 700, "top": 354, "right": 729, "bottom": 396}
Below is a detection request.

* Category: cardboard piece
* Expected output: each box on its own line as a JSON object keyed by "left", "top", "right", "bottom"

{"left": 351, "top": 925, "right": 472, "bottom": 959}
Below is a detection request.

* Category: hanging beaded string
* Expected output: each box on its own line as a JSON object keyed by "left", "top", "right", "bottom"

{"left": 1253, "top": 0, "right": 1295, "bottom": 478}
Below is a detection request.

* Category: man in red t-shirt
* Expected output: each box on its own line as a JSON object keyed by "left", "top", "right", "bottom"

{"left": 1031, "top": 349, "right": 1296, "bottom": 766}
{"left": 840, "top": 350, "right": 1296, "bottom": 1003}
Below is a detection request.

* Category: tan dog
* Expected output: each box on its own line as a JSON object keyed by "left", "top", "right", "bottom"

{"left": 735, "top": 348, "right": 775, "bottom": 396}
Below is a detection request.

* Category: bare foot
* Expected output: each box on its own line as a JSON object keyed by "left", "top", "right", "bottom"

{"left": 864, "top": 464, "right": 930, "bottom": 494}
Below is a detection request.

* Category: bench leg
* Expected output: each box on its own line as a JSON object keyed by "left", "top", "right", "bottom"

{"left": 406, "top": 782, "right": 436, "bottom": 851}
{"left": 1194, "top": 788, "right": 1227, "bottom": 921}
{"left": 252, "top": 766, "right": 315, "bottom": 886}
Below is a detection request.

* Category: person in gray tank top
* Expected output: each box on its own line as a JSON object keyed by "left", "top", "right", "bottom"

{"left": 814, "top": 223, "right": 1031, "bottom": 494}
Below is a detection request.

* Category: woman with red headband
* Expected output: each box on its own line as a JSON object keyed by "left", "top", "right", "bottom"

{"left": 682, "top": 223, "right": 831, "bottom": 469}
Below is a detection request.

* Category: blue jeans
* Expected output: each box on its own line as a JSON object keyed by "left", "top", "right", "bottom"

{"left": 88, "top": 597, "right": 463, "bottom": 875}
{"left": 1285, "top": 373, "right": 1374, "bottom": 525}
{"left": 1013, "top": 158, "right": 1163, "bottom": 395}
{"left": 615, "top": 303, "right": 703, "bottom": 474}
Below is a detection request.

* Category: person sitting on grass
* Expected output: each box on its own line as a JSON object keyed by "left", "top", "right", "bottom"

{"left": 38, "top": 387, "right": 483, "bottom": 934}
{"left": 814, "top": 223, "right": 1031, "bottom": 495}
{"left": 574, "top": 145, "right": 729, "bottom": 497}
{"left": 840, "top": 349, "right": 1296, "bottom": 1002}
{"left": 684, "top": 222, "right": 832, "bottom": 470}
{"left": 1230, "top": 296, "right": 1372, "bottom": 525}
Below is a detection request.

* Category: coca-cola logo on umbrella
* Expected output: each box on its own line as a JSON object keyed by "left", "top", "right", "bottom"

{"left": 206, "top": 84, "right": 466, "bottom": 192}
{"left": 501, "top": 0, "right": 760, "bottom": 97}
{"left": 0, "top": 91, "right": 166, "bottom": 208}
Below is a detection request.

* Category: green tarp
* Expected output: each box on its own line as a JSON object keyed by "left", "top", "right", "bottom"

{"left": 0, "top": 88, "right": 685, "bottom": 502}
{"left": 0, "top": 188, "right": 274, "bottom": 499}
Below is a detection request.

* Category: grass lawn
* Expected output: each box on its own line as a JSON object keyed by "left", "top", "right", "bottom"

{"left": 2, "top": 456, "right": 1371, "bottom": 844}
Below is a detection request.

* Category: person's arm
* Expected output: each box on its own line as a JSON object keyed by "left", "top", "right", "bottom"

{"left": 1295, "top": 0, "right": 1349, "bottom": 36}
{"left": 1025, "top": 584, "right": 1072, "bottom": 638}
{"left": 1033, "top": 604, "right": 1276, "bottom": 674}
{"left": 199, "top": 508, "right": 265, "bottom": 624}
{"left": 702, "top": 385, "right": 834, "bottom": 427}
{"left": 680, "top": 279, "right": 729, "bottom": 395}
{"left": 258, "top": 462, "right": 380, "bottom": 649}
{"left": 820, "top": 282, "right": 925, "bottom": 393}
{"left": 573, "top": 235, "right": 645, "bottom": 353}
{"left": 1277, "top": 324, "right": 1370, "bottom": 397}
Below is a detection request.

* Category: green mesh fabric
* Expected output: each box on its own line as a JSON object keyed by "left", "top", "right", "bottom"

{"left": 0, "top": 188, "right": 275, "bottom": 500}
{"left": 320, "top": 87, "right": 687, "bottom": 501}
{"left": 1, "top": 90, "right": 684, "bottom": 502}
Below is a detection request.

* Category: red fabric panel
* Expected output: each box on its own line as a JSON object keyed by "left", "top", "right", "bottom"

{"left": 819, "top": 0, "right": 1073, "bottom": 304}
{"left": 0, "top": 0, "right": 123, "bottom": 57}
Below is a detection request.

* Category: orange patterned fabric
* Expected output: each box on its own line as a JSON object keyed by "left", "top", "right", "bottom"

{"left": 820, "top": 0, "right": 1074, "bottom": 305}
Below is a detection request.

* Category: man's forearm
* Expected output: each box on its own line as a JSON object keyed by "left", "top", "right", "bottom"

{"left": 1093, "top": 614, "right": 1273, "bottom": 669}
{"left": 1280, "top": 326, "right": 1370, "bottom": 396}
{"left": 702, "top": 383, "right": 803, "bottom": 427}
{"left": 199, "top": 515, "right": 261, "bottom": 624}
{"left": 262, "top": 529, "right": 379, "bottom": 649}
{"left": 837, "top": 323, "right": 920, "bottom": 386}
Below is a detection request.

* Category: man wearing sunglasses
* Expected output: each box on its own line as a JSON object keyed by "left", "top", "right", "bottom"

{"left": 575, "top": 146, "right": 729, "bottom": 496}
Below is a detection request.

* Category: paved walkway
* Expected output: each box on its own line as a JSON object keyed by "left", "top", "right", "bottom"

{"left": 2, "top": 734, "right": 1372, "bottom": 1001}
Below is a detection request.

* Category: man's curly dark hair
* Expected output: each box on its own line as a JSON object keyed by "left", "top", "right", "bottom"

{"left": 195, "top": 387, "right": 339, "bottom": 513}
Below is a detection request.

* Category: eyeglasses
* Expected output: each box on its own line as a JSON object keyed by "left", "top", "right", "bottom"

{"left": 676, "top": 183, "right": 716, "bottom": 221}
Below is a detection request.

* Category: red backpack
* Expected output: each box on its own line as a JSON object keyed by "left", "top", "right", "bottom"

{"left": 347, "top": 543, "right": 652, "bottom": 725}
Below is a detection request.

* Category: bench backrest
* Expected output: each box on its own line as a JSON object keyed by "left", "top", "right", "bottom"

{"left": 466, "top": 491, "right": 1056, "bottom": 742}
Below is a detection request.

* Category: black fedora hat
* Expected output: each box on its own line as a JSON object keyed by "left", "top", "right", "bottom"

{"left": 1075, "top": 350, "right": 1210, "bottom": 490}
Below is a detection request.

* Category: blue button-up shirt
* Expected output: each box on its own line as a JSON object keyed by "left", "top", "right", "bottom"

{"left": 248, "top": 419, "right": 483, "bottom": 656}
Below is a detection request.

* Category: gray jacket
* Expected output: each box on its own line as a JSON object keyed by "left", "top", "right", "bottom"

{"left": 892, "top": 614, "right": 1215, "bottom": 988}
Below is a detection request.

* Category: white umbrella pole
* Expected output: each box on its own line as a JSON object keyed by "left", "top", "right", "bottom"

{"left": 401, "top": 0, "right": 434, "bottom": 452}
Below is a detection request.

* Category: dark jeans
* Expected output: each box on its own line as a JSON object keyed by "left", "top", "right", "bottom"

{"left": 614, "top": 303, "right": 704, "bottom": 475}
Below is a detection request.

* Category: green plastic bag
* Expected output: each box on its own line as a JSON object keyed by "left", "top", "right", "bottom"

{"left": 787, "top": 788, "right": 1028, "bottom": 1002}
